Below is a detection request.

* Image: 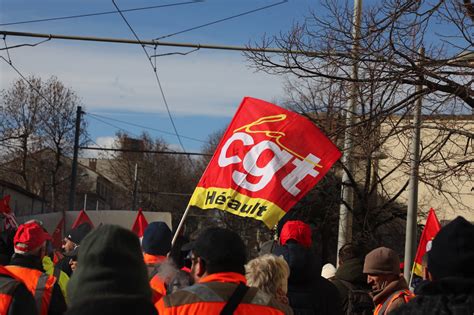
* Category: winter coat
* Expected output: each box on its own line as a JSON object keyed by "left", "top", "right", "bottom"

{"left": 371, "top": 275, "right": 413, "bottom": 315}
{"left": 331, "top": 258, "right": 372, "bottom": 314}
{"left": 273, "top": 242, "right": 343, "bottom": 315}
{"left": 8, "top": 254, "right": 67, "bottom": 315}
{"left": 391, "top": 277, "right": 474, "bottom": 315}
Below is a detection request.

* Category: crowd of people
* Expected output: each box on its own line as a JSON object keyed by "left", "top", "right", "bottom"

{"left": 0, "top": 214, "right": 473, "bottom": 315}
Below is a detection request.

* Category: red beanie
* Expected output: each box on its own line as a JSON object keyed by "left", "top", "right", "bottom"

{"left": 14, "top": 222, "right": 52, "bottom": 252}
{"left": 280, "top": 220, "right": 312, "bottom": 248}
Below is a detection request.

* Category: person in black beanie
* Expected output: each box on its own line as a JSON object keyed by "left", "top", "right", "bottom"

{"left": 392, "top": 216, "right": 474, "bottom": 315}
{"left": 65, "top": 224, "right": 157, "bottom": 315}
{"left": 57, "top": 223, "right": 92, "bottom": 276}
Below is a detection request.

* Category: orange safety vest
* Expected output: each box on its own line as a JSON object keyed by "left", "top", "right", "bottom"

{"left": 144, "top": 253, "right": 167, "bottom": 303}
{"left": 5, "top": 265, "right": 56, "bottom": 315}
{"left": 374, "top": 289, "right": 414, "bottom": 315}
{"left": 0, "top": 266, "right": 19, "bottom": 314}
{"left": 155, "top": 272, "right": 288, "bottom": 315}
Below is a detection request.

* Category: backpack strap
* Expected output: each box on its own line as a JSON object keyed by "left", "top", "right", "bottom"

{"left": 220, "top": 282, "right": 249, "bottom": 315}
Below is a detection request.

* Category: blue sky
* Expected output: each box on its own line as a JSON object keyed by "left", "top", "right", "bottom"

{"left": 1, "top": 0, "right": 321, "bottom": 154}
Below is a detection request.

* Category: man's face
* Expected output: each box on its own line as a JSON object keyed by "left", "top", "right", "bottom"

{"left": 367, "top": 274, "right": 392, "bottom": 292}
{"left": 62, "top": 238, "right": 76, "bottom": 253}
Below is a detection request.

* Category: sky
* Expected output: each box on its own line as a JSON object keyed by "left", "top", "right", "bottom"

{"left": 0, "top": 0, "right": 322, "bottom": 154}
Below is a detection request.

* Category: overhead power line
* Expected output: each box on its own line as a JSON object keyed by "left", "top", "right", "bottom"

{"left": 80, "top": 146, "right": 211, "bottom": 156}
{"left": 112, "top": 0, "right": 191, "bottom": 164}
{"left": 156, "top": 0, "right": 288, "bottom": 40}
{"left": 0, "top": 1, "right": 203, "bottom": 26}
{"left": 85, "top": 112, "right": 206, "bottom": 144}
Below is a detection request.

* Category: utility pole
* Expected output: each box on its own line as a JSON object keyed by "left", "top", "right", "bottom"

{"left": 337, "top": 0, "right": 362, "bottom": 263}
{"left": 68, "top": 106, "right": 82, "bottom": 226}
{"left": 404, "top": 47, "right": 424, "bottom": 283}
{"left": 132, "top": 163, "right": 138, "bottom": 211}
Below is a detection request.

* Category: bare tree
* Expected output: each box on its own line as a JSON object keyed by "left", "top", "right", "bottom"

{"left": 0, "top": 76, "right": 88, "bottom": 212}
{"left": 245, "top": 0, "right": 473, "bottom": 259}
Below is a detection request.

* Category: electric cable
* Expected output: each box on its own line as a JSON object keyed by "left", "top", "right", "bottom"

{"left": 85, "top": 112, "right": 206, "bottom": 143}
{"left": 155, "top": 0, "right": 288, "bottom": 40}
{"left": 0, "top": 1, "right": 204, "bottom": 26}
{"left": 112, "top": 0, "right": 192, "bottom": 164}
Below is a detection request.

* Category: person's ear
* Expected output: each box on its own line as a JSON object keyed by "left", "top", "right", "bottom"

{"left": 427, "top": 270, "right": 433, "bottom": 281}
{"left": 196, "top": 257, "right": 206, "bottom": 277}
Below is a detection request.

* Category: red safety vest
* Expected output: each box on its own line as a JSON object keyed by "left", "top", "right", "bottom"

{"left": 374, "top": 289, "right": 414, "bottom": 315}
{"left": 5, "top": 265, "right": 56, "bottom": 315}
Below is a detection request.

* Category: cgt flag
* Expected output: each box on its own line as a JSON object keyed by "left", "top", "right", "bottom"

{"left": 188, "top": 97, "right": 341, "bottom": 228}
{"left": 413, "top": 208, "right": 441, "bottom": 277}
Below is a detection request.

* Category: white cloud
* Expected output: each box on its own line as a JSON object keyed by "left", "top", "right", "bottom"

{"left": 1, "top": 40, "right": 285, "bottom": 117}
{"left": 81, "top": 136, "right": 117, "bottom": 158}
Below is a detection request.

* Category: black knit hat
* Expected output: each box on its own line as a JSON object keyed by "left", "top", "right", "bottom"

{"left": 66, "top": 223, "right": 92, "bottom": 245}
{"left": 68, "top": 225, "right": 152, "bottom": 306}
{"left": 428, "top": 216, "right": 474, "bottom": 279}
{"left": 142, "top": 222, "right": 172, "bottom": 256}
{"left": 182, "top": 227, "right": 247, "bottom": 274}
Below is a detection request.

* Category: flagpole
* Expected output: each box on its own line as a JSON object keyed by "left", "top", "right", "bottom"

{"left": 172, "top": 205, "right": 190, "bottom": 246}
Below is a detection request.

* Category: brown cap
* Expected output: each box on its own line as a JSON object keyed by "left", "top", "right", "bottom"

{"left": 363, "top": 247, "right": 400, "bottom": 275}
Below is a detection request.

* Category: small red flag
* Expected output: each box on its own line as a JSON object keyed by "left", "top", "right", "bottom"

{"left": 51, "top": 217, "right": 65, "bottom": 249}
{"left": 71, "top": 209, "right": 94, "bottom": 229}
{"left": 0, "top": 195, "right": 12, "bottom": 214}
{"left": 131, "top": 208, "right": 148, "bottom": 238}
{"left": 413, "top": 208, "right": 441, "bottom": 276}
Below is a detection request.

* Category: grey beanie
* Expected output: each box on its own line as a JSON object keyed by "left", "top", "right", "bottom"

{"left": 68, "top": 225, "right": 152, "bottom": 305}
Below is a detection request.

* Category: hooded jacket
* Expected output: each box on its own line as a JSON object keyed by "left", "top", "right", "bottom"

{"left": 273, "top": 242, "right": 343, "bottom": 315}
{"left": 331, "top": 258, "right": 371, "bottom": 314}
{"left": 65, "top": 225, "right": 157, "bottom": 315}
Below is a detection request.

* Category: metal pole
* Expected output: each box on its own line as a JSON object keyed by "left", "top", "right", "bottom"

{"left": 83, "top": 193, "right": 87, "bottom": 211}
{"left": 337, "top": 0, "right": 362, "bottom": 264}
{"left": 68, "top": 106, "right": 82, "bottom": 215}
{"left": 172, "top": 205, "right": 190, "bottom": 246}
{"left": 132, "top": 163, "right": 138, "bottom": 211}
{"left": 404, "top": 47, "right": 424, "bottom": 283}
{"left": 0, "top": 30, "right": 323, "bottom": 55}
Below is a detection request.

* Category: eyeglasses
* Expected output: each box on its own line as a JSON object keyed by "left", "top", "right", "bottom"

{"left": 184, "top": 256, "right": 199, "bottom": 268}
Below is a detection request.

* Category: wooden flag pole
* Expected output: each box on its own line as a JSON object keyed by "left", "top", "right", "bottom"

{"left": 172, "top": 205, "right": 191, "bottom": 247}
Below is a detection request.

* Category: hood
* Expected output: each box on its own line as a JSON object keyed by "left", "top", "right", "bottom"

{"left": 68, "top": 225, "right": 152, "bottom": 307}
{"left": 335, "top": 258, "right": 366, "bottom": 284}
{"left": 272, "top": 242, "right": 319, "bottom": 285}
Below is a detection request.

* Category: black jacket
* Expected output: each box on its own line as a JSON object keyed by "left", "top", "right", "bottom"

{"left": 273, "top": 243, "right": 343, "bottom": 315}
{"left": 0, "top": 273, "right": 38, "bottom": 315}
{"left": 65, "top": 296, "right": 157, "bottom": 315}
{"left": 9, "top": 254, "right": 67, "bottom": 315}
{"left": 330, "top": 258, "right": 372, "bottom": 314}
{"left": 391, "top": 277, "right": 474, "bottom": 315}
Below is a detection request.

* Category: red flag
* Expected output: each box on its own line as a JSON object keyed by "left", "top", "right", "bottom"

{"left": 0, "top": 195, "right": 12, "bottom": 214}
{"left": 131, "top": 208, "right": 148, "bottom": 238}
{"left": 188, "top": 97, "right": 342, "bottom": 228}
{"left": 0, "top": 195, "right": 18, "bottom": 230}
{"left": 71, "top": 209, "right": 94, "bottom": 229}
{"left": 413, "top": 208, "right": 441, "bottom": 276}
{"left": 51, "top": 217, "right": 65, "bottom": 249}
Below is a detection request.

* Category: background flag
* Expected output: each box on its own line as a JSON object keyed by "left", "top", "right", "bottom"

{"left": 188, "top": 97, "right": 341, "bottom": 228}
{"left": 71, "top": 209, "right": 94, "bottom": 229}
{"left": 0, "top": 195, "right": 18, "bottom": 231}
{"left": 131, "top": 208, "right": 148, "bottom": 238}
{"left": 51, "top": 217, "right": 65, "bottom": 249}
{"left": 413, "top": 208, "right": 441, "bottom": 277}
